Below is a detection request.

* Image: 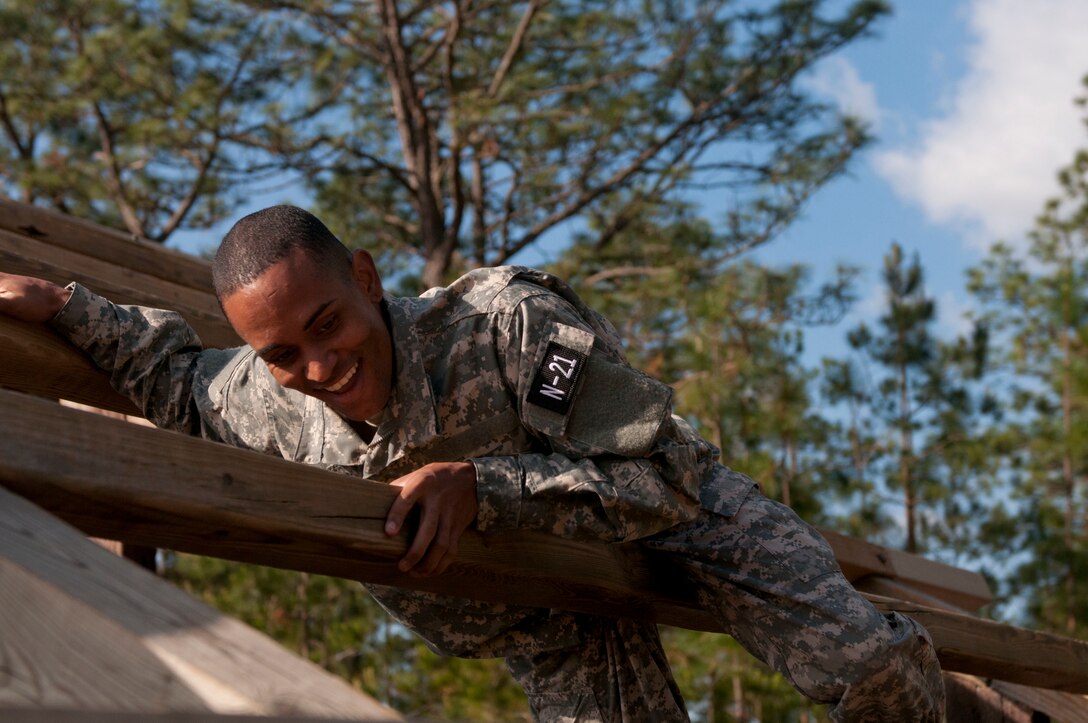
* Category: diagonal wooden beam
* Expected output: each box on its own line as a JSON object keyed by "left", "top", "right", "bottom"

{"left": 0, "top": 314, "right": 994, "bottom": 612}
{"left": 1, "top": 389, "right": 1087, "bottom": 693}
{"left": 0, "top": 317, "right": 137, "bottom": 415}
{"left": 0, "top": 197, "right": 217, "bottom": 294}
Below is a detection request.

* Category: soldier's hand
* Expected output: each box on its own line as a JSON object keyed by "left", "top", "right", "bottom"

{"left": 0, "top": 272, "right": 71, "bottom": 323}
{"left": 385, "top": 461, "right": 478, "bottom": 577}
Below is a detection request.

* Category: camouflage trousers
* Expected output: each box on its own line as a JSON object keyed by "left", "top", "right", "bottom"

{"left": 367, "top": 487, "right": 945, "bottom": 722}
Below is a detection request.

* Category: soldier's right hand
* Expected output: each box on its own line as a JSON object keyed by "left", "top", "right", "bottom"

{"left": 0, "top": 272, "right": 72, "bottom": 323}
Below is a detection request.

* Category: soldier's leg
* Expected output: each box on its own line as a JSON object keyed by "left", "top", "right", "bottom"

{"left": 506, "top": 615, "right": 689, "bottom": 723}
{"left": 366, "top": 584, "right": 689, "bottom": 722}
{"left": 641, "top": 485, "right": 944, "bottom": 722}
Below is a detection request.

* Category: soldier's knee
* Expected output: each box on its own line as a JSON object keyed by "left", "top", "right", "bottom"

{"left": 793, "top": 613, "right": 944, "bottom": 720}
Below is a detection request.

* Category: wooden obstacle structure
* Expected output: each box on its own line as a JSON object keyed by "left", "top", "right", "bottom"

{"left": 1, "top": 198, "right": 1086, "bottom": 721}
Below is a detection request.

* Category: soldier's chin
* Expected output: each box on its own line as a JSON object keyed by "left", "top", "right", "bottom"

{"left": 328, "top": 393, "right": 381, "bottom": 423}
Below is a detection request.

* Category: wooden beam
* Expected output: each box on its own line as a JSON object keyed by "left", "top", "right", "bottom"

{"left": 0, "top": 488, "right": 397, "bottom": 719}
{"left": 868, "top": 596, "right": 1088, "bottom": 694}
{"left": 0, "top": 228, "right": 238, "bottom": 348}
{"left": 0, "top": 198, "right": 218, "bottom": 294}
{"left": 853, "top": 574, "right": 976, "bottom": 614}
{"left": 0, "top": 316, "right": 994, "bottom": 614}
{"left": 0, "top": 316, "right": 138, "bottom": 415}
{"left": 943, "top": 673, "right": 1034, "bottom": 723}
{"left": 990, "top": 680, "right": 1088, "bottom": 723}
{"left": 1, "top": 390, "right": 1087, "bottom": 693}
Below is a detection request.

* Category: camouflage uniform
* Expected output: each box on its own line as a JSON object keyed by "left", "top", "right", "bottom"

{"left": 52, "top": 266, "right": 944, "bottom": 722}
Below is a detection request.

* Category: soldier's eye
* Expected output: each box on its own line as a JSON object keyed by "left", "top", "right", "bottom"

{"left": 266, "top": 348, "right": 296, "bottom": 366}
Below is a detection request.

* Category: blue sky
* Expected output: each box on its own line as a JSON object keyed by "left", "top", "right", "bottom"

{"left": 762, "top": 0, "right": 1088, "bottom": 360}
{"left": 171, "top": 0, "right": 1088, "bottom": 364}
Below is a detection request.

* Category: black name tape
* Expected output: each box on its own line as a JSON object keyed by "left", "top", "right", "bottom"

{"left": 526, "top": 341, "right": 587, "bottom": 416}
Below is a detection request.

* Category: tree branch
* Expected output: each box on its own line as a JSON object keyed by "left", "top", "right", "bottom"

{"left": 90, "top": 101, "right": 145, "bottom": 238}
{"left": 487, "top": 0, "right": 545, "bottom": 98}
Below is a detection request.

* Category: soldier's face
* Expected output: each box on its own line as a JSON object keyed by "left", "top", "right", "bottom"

{"left": 221, "top": 247, "right": 395, "bottom": 422}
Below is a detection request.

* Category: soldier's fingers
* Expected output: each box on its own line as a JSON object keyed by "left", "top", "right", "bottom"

{"left": 415, "top": 524, "right": 458, "bottom": 577}
{"left": 384, "top": 479, "right": 421, "bottom": 535}
{"left": 418, "top": 518, "right": 463, "bottom": 577}
{"left": 433, "top": 539, "right": 459, "bottom": 575}
{"left": 399, "top": 508, "right": 438, "bottom": 572}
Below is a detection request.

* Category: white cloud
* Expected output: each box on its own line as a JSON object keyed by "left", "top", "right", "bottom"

{"left": 803, "top": 56, "right": 882, "bottom": 130}
{"left": 874, "top": 0, "right": 1088, "bottom": 246}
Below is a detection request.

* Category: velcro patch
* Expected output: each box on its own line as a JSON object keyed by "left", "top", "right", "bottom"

{"left": 527, "top": 341, "right": 587, "bottom": 416}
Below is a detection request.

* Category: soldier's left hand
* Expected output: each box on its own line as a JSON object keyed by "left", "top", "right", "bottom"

{"left": 385, "top": 461, "right": 478, "bottom": 576}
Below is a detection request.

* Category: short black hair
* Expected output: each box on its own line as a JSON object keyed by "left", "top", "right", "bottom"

{"left": 212, "top": 205, "right": 351, "bottom": 303}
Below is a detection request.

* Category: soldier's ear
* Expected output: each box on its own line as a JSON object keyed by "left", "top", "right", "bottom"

{"left": 350, "top": 249, "right": 383, "bottom": 302}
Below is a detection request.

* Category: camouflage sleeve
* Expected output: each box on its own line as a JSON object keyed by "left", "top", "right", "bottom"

{"left": 49, "top": 282, "right": 275, "bottom": 451}
{"left": 472, "top": 290, "right": 713, "bottom": 543}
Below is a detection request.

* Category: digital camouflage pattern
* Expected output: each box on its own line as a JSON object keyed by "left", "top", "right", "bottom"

{"left": 52, "top": 267, "right": 944, "bottom": 721}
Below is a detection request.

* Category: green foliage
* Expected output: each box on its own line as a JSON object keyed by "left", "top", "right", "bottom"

{"left": 662, "top": 627, "right": 828, "bottom": 723}
{"left": 293, "top": 0, "right": 887, "bottom": 286}
{"left": 965, "top": 98, "right": 1088, "bottom": 634}
{"left": 821, "top": 242, "right": 993, "bottom": 556}
{"left": 165, "top": 553, "right": 531, "bottom": 719}
{"left": 0, "top": 0, "right": 327, "bottom": 241}
{"left": 2, "top": 0, "right": 884, "bottom": 279}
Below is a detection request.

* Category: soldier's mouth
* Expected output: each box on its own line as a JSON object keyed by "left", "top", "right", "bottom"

{"left": 322, "top": 361, "right": 358, "bottom": 393}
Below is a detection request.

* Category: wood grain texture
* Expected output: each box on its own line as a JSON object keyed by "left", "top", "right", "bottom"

{"left": 2, "top": 389, "right": 1087, "bottom": 693}
{"left": 0, "top": 228, "right": 238, "bottom": 348}
{"left": 0, "top": 487, "right": 398, "bottom": 720}
{"left": 820, "top": 528, "right": 991, "bottom": 611}
{"left": 0, "top": 317, "right": 137, "bottom": 414}
{"left": 944, "top": 673, "right": 1033, "bottom": 723}
{"left": 0, "top": 198, "right": 217, "bottom": 294}
{"left": 990, "top": 680, "right": 1088, "bottom": 723}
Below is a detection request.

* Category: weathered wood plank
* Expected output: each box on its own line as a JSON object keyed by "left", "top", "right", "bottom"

{"left": 990, "top": 680, "right": 1088, "bottom": 723}
{"left": 0, "top": 316, "right": 137, "bottom": 414}
{"left": 0, "top": 314, "right": 994, "bottom": 614}
{"left": 1, "top": 389, "right": 1086, "bottom": 693}
{"left": 820, "top": 528, "right": 992, "bottom": 612}
{"left": 0, "top": 198, "right": 218, "bottom": 294}
{"left": 0, "top": 486, "right": 398, "bottom": 720}
{"left": 868, "top": 596, "right": 1088, "bottom": 695}
{"left": 853, "top": 574, "right": 975, "bottom": 614}
{"left": 0, "top": 556, "right": 210, "bottom": 713}
{"left": 0, "top": 228, "right": 238, "bottom": 348}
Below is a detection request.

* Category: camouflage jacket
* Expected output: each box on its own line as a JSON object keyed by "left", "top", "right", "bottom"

{"left": 52, "top": 266, "right": 752, "bottom": 542}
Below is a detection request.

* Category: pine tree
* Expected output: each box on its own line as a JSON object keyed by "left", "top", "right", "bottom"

{"left": 967, "top": 138, "right": 1088, "bottom": 634}
{"left": 823, "top": 242, "right": 987, "bottom": 556}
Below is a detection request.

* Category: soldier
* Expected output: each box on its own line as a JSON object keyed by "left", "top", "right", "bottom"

{"left": 0, "top": 205, "right": 944, "bottom": 721}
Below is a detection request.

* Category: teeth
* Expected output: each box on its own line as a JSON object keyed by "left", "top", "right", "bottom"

{"left": 323, "top": 362, "right": 357, "bottom": 393}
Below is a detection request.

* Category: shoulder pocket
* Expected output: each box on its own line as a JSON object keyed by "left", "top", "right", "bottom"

{"left": 521, "top": 320, "right": 672, "bottom": 456}
{"left": 565, "top": 355, "right": 672, "bottom": 456}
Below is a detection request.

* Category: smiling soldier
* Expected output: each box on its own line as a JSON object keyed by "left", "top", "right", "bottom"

{"left": 0, "top": 205, "right": 945, "bottom": 722}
